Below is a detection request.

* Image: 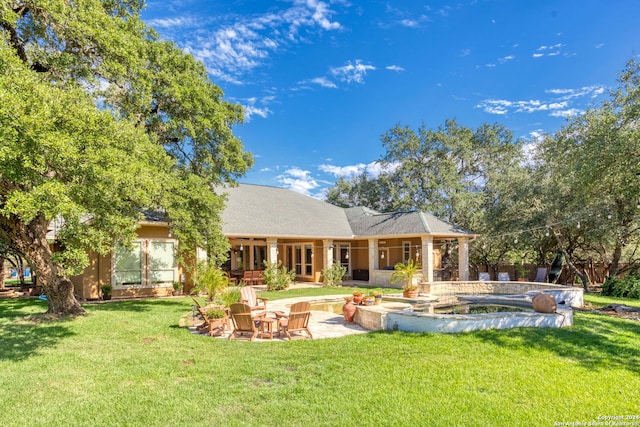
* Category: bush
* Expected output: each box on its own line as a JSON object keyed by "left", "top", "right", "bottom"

{"left": 602, "top": 270, "right": 640, "bottom": 299}
{"left": 194, "top": 261, "right": 229, "bottom": 301}
{"left": 321, "top": 263, "right": 347, "bottom": 287}
{"left": 262, "top": 261, "right": 295, "bottom": 291}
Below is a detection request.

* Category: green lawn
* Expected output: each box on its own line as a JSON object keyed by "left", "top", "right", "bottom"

{"left": 1, "top": 291, "right": 639, "bottom": 426}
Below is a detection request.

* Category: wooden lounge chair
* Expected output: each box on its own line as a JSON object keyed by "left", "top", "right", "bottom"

{"left": 240, "top": 286, "right": 268, "bottom": 312}
{"left": 252, "top": 270, "right": 264, "bottom": 286}
{"left": 277, "top": 301, "right": 313, "bottom": 340}
{"left": 192, "top": 297, "right": 228, "bottom": 336}
{"left": 229, "top": 303, "right": 265, "bottom": 341}
{"left": 241, "top": 270, "right": 257, "bottom": 286}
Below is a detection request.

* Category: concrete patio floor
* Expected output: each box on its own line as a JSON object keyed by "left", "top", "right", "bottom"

{"left": 188, "top": 283, "right": 370, "bottom": 341}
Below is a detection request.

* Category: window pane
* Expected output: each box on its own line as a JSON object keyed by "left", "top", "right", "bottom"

{"left": 149, "top": 242, "right": 176, "bottom": 284}
{"left": 115, "top": 243, "right": 142, "bottom": 286}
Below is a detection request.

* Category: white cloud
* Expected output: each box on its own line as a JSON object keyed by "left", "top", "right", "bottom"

{"left": 532, "top": 53, "right": 544, "bottom": 58}
{"left": 319, "top": 163, "right": 368, "bottom": 177}
{"left": 148, "top": 1, "right": 343, "bottom": 85}
{"left": 277, "top": 168, "right": 320, "bottom": 196}
{"left": 595, "top": 43, "right": 605, "bottom": 49}
{"left": 330, "top": 59, "right": 376, "bottom": 84}
{"left": 310, "top": 76, "right": 337, "bottom": 88}
{"left": 386, "top": 65, "right": 405, "bottom": 72}
{"left": 318, "top": 161, "right": 397, "bottom": 178}
{"left": 477, "top": 84, "right": 606, "bottom": 119}
{"left": 498, "top": 55, "right": 515, "bottom": 63}
{"left": 550, "top": 108, "right": 582, "bottom": 118}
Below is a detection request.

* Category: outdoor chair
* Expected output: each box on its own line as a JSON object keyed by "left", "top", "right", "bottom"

{"left": 276, "top": 301, "right": 313, "bottom": 340}
{"left": 241, "top": 270, "right": 257, "bottom": 286}
{"left": 534, "top": 267, "right": 548, "bottom": 283}
{"left": 252, "top": 270, "right": 264, "bottom": 286}
{"left": 498, "top": 272, "right": 511, "bottom": 281}
{"left": 240, "top": 286, "right": 268, "bottom": 312}
{"left": 192, "top": 297, "right": 229, "bottom": 335}
{"left": 229, "top": 303, "right": 265, "bottom": 341}
{"left": 478, "top": 272, "right": 491, "bottom": 281}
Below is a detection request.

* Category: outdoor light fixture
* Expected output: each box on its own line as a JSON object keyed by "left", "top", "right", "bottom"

{"left": 576, "top": 221, "right": 581, "bottom": 229}
{"left": 240, "top": 243, "right": 244, "bottom": 251}
{"left": 380, "top": 251, "right": 385, "bottom": 259}
{"left": 345, "top": 251, "right": 349, "bottom": 259}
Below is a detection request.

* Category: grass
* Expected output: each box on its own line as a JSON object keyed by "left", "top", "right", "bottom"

{"left": 1, "top": 289, "right": 639, "bottom": 426}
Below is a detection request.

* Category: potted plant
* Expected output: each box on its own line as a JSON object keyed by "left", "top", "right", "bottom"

{"left": 372, "top": 289, "right": 383, "bottom": 305}
{"left": 352, "top": 291, "right": 364, "bottom": 305}
{"left": 172, "top": 281, "right": 183, "bottom": 296}
{"left": 516, "top": 264, "right": 527, "bottom": 282}
{"left": 362, "top": 294, "right": 375, "bottom": 306}
{"left": 100, "top": 284, "right": 113, "bottom": 301}
{"left": 391, "top": 259, "right": 421, "bottom": 298}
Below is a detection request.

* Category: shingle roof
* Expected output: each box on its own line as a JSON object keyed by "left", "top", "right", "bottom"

{"left": 218, "top": 184, "right": 476, "bottom": 239}
{"left": 345, "top": 207, "right": 474, "bottom": 237}
{"left": 217, "top": 184, "right": 353, "bottom": 238}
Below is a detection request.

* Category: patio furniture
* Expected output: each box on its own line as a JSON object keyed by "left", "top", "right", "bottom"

{"left": 478, "top": 272, "right": 490, "bottom": 281}
{"left": 240, "top": 286, "right": 268, "bottom": 312}
{"left": 241, "top": 270, "right": 257, "bottom": 286}
{"left": 252, "top": 270, "right": 264, "bottom": 286}
{"left": 276, "top": 301, "right": 313, "bottom": 340}
{"left": 534, "top": 267, "right": 548, "bottom": 283}
{"left": 259, "top": 316, "right": 279, "bottom": 339}
{"left": 192, "top": 297, "right": 229, "bottom": 335}
{"left": 229, "top": 303, "right": 265, "bottom": 341}
{"left": 498, "top": 272, "right": 511, "bottom": 281}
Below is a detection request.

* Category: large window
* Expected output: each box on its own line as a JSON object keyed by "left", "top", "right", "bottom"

{"left": 114, "top": 242, "right": 143, "bottom": 286}
{"left": 290, "top": 243, "right": 313, "bottom": 277}
{"left": 113, "top": 239, "right": 177, "bottom": 288}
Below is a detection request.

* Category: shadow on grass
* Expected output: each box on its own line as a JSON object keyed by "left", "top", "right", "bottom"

{"left": 0, "top": 299, "right": 76, "bottom": 361}
{"left": 85, "top": 298, "right": 191, "bottom": 313}
{"left": 471, "top": 311, "right": 640, "bottom": 374}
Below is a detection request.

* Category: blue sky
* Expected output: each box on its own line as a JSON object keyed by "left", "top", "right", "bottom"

{"left": 142, "top": 0, "right": 640, "bottom": 198}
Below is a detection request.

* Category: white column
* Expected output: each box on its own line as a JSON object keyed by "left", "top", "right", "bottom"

{"left": 368, "top": 238, "right": 378, "bottom": 284}
{"left": 421, "top": 236, "right": 434, "bottom": 282}
{"left": 323, "top": 239, "right": 333, "bottom": 270}
{"left": 458, "top": 237, "right": 469, "bottom": 281}
{"left": 267, "top": 238, "right": 278, "bottom": 265}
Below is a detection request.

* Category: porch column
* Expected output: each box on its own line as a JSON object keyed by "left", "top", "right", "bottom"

{"left": 323, "top": 239, "right": 334, "bottom": 270}
{"left": 458, "top": 237, "right": 469, "bottom": 281}
{"left": 368, "top": 238, "right": 378, "bottom": 284}
{"left": 267, "top": 238, "right": 278, "bottom": 265}
{"left": 421, "top": 236, "right": 434, "bottom": 282}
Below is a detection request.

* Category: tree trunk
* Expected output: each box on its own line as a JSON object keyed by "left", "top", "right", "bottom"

{"left": 562, "top": 250, "right": 591, "bottom": 292}
{"left": 0, "top": 257, "right": 5, "bottom": 290}
{"left": 607, "top": 240, "right": 623, "bottom": 280}
{"left": 1, "top": 214, "right": 85, "bottom": 315}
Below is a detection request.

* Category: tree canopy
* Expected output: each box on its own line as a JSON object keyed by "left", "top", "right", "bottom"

{"left": 326, "top": 61, "right": 640, "bottom": 287}
{"left": 0, "top": 1, "right": 253, "bottom": 314}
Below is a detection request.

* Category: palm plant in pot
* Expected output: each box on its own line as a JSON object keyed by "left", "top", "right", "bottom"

{"left": 391, "top": 259, "right": 421, "bottom": 298}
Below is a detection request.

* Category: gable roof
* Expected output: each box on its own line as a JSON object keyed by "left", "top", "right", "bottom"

{"left": 345, "top": 207, "right": 474, "bottom": 237}
{"left": 217, "top": 184, "right": 476, "bottom": 239}
{"left": 217, "top": 184, "right": 353, "bottom": 239}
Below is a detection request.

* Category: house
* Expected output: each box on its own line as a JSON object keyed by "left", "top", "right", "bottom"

{"left": 69, "top": 183, "right": 477, "bottom": 299}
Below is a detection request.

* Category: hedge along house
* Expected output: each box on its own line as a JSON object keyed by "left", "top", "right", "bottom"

{"left": 218, "top": 184, "right": 477, "bottom": 287}
{"left": 63, "top": 183, "right": 476, "bottom": 300}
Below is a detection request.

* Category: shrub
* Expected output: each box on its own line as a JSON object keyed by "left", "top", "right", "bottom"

{"left": 194, "top": 261, "right": 229, "bottom": 301}
{"left": 602, "top": 270, "right": 640, "bottom": 299}
{"left": 321, "top": 263, "right": 347, "bottom": 287}
{"left": 262, "top": 261, "right": 295, "bottom": 291}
